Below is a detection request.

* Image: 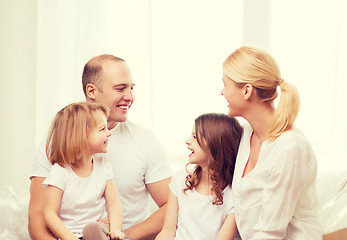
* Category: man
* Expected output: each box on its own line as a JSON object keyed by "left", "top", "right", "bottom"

{"left": 28, "top": 55, "right": 172, "bottom": 240}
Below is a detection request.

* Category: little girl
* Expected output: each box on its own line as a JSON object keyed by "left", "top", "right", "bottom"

{"left": 155, "top": 113, "right": 243, "bottom": 240}
{"left": 43, "top": 102, "right": 124, "bottom": 240}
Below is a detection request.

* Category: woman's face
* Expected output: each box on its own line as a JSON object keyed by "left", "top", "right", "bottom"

{"left": 221, "top": 74, "right": 245, "bottom": 117}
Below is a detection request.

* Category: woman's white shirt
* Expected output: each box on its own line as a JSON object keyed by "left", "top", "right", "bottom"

{"left": 232, "top": 123, "right": 323, "bottom": 240}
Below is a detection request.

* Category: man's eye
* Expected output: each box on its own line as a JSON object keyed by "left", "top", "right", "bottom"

{"left": 116, "top": 88, "right": 125, "bottom": 92}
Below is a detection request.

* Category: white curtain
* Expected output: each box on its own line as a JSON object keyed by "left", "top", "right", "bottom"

{"left": 1, "top": 0, "right": 345, "bottom": 192}
{"left": 271, "top": 0, "right": 347, "bottom": 171}
{"left": 35, "top": 0, "right": 243, "bottom": 171}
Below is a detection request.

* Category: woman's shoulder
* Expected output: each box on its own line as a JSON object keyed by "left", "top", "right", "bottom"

{"left": 275, "top": 127, "right": 312, "bottom": 149}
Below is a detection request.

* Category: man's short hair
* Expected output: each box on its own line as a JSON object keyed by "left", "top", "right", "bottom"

{"left": 82, "top": 54, "right": 124, "bottom": 97}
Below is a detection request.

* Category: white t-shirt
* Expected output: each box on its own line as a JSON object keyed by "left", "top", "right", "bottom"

{"left": 170, "top": 170, "right": 234, "bottom": 240}
{"left": 42, "top": 156, "right": 113, "bottom": 238}
{"left": 31, "top": 121, "right": 172, "bottom": 229}
{"left": 232, "top": 123, "right": 323, "bottom": 240}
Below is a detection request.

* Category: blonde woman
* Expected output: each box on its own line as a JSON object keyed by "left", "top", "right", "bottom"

{"left": 221, "top": 46, "right": 323, "bottom": 239}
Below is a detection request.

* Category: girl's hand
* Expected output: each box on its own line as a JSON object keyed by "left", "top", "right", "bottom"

{"left": 108, "top": 230, "right": 125, "bottom": 240}
{"left": 97, "top": 217, "right": 110, "bottom": 228}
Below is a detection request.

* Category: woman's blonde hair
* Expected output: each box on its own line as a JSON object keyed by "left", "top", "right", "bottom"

{"left": 46, "top": 102, "right": 109, "bottom": 167}
{"left": 223, "top": 46, "right": 300, "bottom": 141}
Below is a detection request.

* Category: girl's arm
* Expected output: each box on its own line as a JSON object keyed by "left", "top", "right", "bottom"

{"left": 155, "top": 190, "right": 178, "bottom": 240}
{"left": 104, "top": 179, "right": 124, "bottom": 240}
{"left": 44, "top": 185, "right": 79, "bottom": 240}
{"left": 216, "top": 213, "right": 237, "bottom": 240}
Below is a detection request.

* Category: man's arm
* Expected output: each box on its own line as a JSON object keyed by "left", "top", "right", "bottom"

{"left": 28, "top": 177, "right": 56, "bottom": 240}
{"left": 123, "top": 177, "right": 171, "bottom": 240}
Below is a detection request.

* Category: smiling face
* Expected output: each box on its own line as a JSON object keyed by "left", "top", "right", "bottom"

{"left": 185, "top": 126, "right": 210, "bottom": 169}
{"left": 94, "top": 60, "right": 135, "bottom": 129}
{"left": 221, "top": 74, "right": 246, "bottom": 117}
{"left": 88, "top": 111, "right": 111, "bottom": 154}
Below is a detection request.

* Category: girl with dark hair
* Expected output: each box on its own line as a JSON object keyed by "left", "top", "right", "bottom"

{"left": 156, "top": 113, "right": 243, "bottom": 240}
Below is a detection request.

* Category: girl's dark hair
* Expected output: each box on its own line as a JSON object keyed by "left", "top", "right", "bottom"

{"left": 184, "top": 113, "right": 243, "bottom": 205}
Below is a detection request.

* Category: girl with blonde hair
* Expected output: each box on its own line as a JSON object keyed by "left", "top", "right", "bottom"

{"left": 43, "top": 102, "right": 124, "bottom": 240}
{"left": 221, "top": 46, "right": 322, "bottom": 239}
{"left": 156, "top": 113, "right": 243, "bottom": 240}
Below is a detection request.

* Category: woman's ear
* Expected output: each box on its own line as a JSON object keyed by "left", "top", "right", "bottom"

{"left": 85, "top": 83, "right": 97, "bottom": 100}
{"left": 243, "top": 83, "right": 254, "bottom": 100}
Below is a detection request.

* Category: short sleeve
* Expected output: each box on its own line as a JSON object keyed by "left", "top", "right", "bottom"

{"left": 103, "top": 156, "right": 114, "bottom": 181}
{"left": 169, "top": 174, "right": 178, "bottom": 196}
{"left": 169, "top": 170, "right": 186, "bottom": 196}
{"left": 144, "top": 135, "right": 172, "bottom": 184}
{"left": 224, "top": 186, "right": 234, "bottom": 215}
{"left": 42, "top": 163, "right": 68, "bottom": 191}
{"left": 30, "top": 138, "right": 52, "bottom": 179}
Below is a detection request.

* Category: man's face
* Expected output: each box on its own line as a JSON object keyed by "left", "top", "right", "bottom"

{"left": 94, "top": 60, "right": 135, "bottom": 128}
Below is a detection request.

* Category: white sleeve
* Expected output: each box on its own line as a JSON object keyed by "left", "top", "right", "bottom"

{"left": 42, "top": 163, "right": 67, "bottom": 191}
{"left": 169, "top": 171, "right": 182, "bottom": 196}
{"left": 251, "top": 142, "right": 315, "bottom": 239}
{"left": 103, "top": 156, "right": 114, "bottom": 181}
{"left": 224, "top": 187, "right": 234, "bottom": 215}
{"left": 30, "top": 138, "right": 52, "bottom": 179}
{"left": 144, "top": 135, "right": 172, "bottom": 184}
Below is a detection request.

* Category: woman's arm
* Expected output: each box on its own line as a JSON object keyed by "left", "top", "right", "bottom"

{"left": 155, "top": 190, "right": 178, "bottom": 240}
{"left": 44, "top": 185, "right": 79, "bottom": 240}
{"left": 217, "top": 213, "right": 237, "bottom": 240}
{"left": 104, "top": 179, "right": 125, "bottom": 239}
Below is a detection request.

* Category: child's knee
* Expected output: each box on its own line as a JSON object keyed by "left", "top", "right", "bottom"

{"left": 83, "top": 222, "right": 108, "bottom": 239}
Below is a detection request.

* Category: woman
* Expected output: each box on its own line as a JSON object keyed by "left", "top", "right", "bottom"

{"left": 221, "top": 46, "right": 323, "bottom": 239}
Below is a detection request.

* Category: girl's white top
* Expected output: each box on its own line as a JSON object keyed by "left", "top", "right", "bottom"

{"left": 233, "top": 123, "right": 323, "bottom": 239}
{"left": 170, "top": 170, "right": 234, "bottom": 240}
{"left": 43, "top": 156, "right": 113, "bottom": 238}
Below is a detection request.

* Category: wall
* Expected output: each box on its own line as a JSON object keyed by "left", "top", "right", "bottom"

{"left": 0, "top": 0, "right": 37, "bottom": 192}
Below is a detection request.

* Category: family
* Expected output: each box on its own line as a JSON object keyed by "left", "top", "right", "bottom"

{"left": 28, "top": 46, "right": 323, "bottom": 240}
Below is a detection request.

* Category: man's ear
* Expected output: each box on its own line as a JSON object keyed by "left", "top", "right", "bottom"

{"left": 243, "top": 83, "right": 254, "bottom": 100}
{"left": 85, "top": 83, "right": 97, "bottom": 100}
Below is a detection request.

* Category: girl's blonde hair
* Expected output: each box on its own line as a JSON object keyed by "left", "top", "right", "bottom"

{"left": 223, "top": 46, "right": 300, "bottom": 141}
{"left": 46, "top": 102, "right": 109, "bottom": 167}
